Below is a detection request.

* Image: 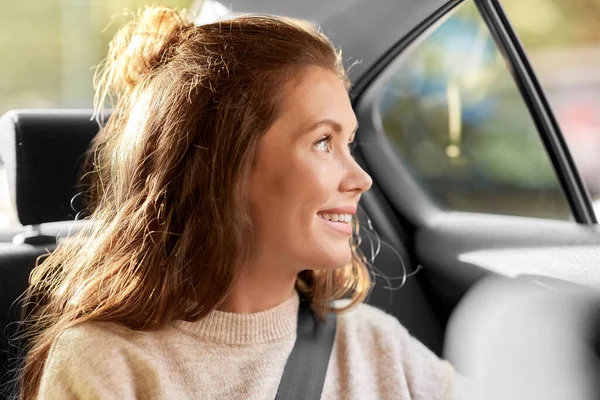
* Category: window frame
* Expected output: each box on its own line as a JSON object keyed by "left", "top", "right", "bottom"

{"left": 476, "top": 0, "right": 596, "bottom": 223}
{"left": 352, "top": 0, "right": 596, "bottom": 225}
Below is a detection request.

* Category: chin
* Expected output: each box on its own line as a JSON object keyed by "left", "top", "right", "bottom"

{"left": 313, "top": 246, "right": 353, "bottom": 271}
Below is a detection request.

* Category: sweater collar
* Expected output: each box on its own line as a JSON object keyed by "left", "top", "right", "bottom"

{"left": 173, "top": 291, "right": 300, "bottom": 345}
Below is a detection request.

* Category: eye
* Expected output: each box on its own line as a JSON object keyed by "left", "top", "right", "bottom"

{"left": 315, "top": 135, "right": 332, "bottom": 153}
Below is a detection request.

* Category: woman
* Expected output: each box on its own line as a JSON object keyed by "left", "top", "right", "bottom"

{"left": 19, "top": 7, "right": 456, "bottom": 399}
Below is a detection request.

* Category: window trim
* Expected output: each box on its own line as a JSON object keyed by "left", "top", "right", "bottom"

{"left": 351, "top": 0, "right": 463, "bottom": 105}
{"left": 475, "top": 0, "right": 596, "bottom": 223}
{"left": 353, "top": 0, "right": 594, "bottom": 226}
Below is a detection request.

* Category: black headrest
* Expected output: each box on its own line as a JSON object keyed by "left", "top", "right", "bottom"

{"left": 0, "top": 110, "right": 99, "bottom": 226}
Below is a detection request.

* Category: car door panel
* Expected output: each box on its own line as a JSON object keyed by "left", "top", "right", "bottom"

{"left": 417, "top": 214, "right": 600, "bottom": 323}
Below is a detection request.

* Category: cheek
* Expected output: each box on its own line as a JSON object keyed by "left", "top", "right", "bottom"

{"left": 254, "top": 151, "right": 332, "bottom": 211}
{"left": 249, "top": 152, "right": 316, "bottom": 233}
{"left": 249, "top": 157, "right": 333, "bottom": 250}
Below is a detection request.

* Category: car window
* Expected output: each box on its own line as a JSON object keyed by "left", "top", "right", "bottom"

{"left": 373, "top": 0, "right": 573, "bottom": 221}
{"left": 502, "top": 0, "right": 600, "bottom": 221}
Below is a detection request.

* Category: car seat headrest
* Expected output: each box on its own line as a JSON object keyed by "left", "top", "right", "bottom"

{"left": 0, "top": 110, "right": 99, "bottom": 226}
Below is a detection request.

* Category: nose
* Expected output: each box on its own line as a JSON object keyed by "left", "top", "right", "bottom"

{"left": 340, "top": 157, "right": 373, "bottom": 195}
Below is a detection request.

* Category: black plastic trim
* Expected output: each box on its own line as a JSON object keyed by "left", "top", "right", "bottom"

{"left": 350, "top": 0, "right": 463, "bottom": 105}
{"left": 475, "top": 0, "right": 597, "bottom": 224}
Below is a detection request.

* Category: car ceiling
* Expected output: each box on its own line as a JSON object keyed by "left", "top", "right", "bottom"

{"left": 226, "top": 0, "right": 451, "bottom": 82}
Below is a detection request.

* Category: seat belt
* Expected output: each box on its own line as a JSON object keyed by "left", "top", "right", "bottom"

{"left": 275, "top": 300, "right": 337, "bottom": 400}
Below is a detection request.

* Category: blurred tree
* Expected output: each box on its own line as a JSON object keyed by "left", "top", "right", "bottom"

{"left": 503, "top": 0, "right": 600, "bottom": 47}
{"left": 0, "top": 0, "right": 191, "bottom": 115}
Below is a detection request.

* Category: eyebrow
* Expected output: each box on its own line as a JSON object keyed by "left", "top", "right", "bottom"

{"left": 304, "top": 118, "right": 359, "bottom": 140}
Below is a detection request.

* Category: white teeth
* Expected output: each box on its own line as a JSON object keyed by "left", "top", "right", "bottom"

{"left": 318, "top": 213, "right": 352, "bottom": 224}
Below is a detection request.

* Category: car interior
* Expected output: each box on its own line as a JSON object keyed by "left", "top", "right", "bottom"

{"left": 2, "top": 0, "right": 600, "bottom": 397}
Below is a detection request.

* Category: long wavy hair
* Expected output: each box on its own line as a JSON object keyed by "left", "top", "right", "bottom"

{"left": 17, "top": 7, "right": 372, "bottom": 399}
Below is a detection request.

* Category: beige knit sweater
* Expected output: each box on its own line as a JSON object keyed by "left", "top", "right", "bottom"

{"left": 38, "top": 292, "right": 455, "bottom": 399}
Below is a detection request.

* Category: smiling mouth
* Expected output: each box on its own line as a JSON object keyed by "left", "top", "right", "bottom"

{"left": 317, "top": 213, "right": 353, "bottom": 236}
{"left": 317, "top": 213, "right": 352, "bottom": 224}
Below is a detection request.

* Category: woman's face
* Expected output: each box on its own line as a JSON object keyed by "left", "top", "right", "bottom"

{"left": 248, "top": 66, "right": 372, "bottom": 274}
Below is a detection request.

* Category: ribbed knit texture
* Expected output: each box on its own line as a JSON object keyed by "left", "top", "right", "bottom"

{"left": 37, "top": 292, "right": 455, "bottom": 399}
{"left": 171, "top": 294, "right": 298, "bottom": 345}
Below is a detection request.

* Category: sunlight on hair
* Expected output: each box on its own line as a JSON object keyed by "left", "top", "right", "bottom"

{"left": 116, "top": 87, "right": 151, "bottom": 165}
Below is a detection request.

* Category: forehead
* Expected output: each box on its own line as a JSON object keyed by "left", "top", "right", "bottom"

{"left": 276, "top": 67, "right": 356, "bottom": 131}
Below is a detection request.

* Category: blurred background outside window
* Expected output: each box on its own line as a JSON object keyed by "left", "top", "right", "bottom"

{"left": 376, "top": 0, "right": 572, "bottom": 220}
{"left": 1, "top": 0, "right": 599, "bottom": 229}
{"left": 504, "top": 0, "right": 600, "bottom": 210}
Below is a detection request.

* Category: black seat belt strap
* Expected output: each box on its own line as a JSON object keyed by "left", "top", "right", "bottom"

{"left": 275, "top": 301, "right": 337, "bottom": 400}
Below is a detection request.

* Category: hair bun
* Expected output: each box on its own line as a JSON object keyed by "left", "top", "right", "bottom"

{"left": 101, "top": 7, "right": 189, "bottom": 94}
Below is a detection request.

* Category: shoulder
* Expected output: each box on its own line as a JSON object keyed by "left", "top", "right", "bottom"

{"left": 333, "top": 299, "right": 409, "bottom": 340}
{"left": 45, "top": 319, "right": 181, "bottom": 383}
{"left": 39, "top": 322, "right": 164, "bottom": 398}
{"left": 51, "top": 320, "right": 143, "bottom": 358}
{"left": 56, "top": 320, "right": 133, "bottom": 342}
{"left": 45, "top": 321, "right": 143, "bottom": 376}
{"left": 331, "top": 299, "right": 413, "bottom": 366}
{"left": 332, "top": 300, "right": 455, "bottom": 400}
{"left": 47, "top": 320, "right": 171, "bottom": 373}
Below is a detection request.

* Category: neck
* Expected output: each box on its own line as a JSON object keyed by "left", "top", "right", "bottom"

{"left": 218, "top": 261, "right": 298, "bottom": 314}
